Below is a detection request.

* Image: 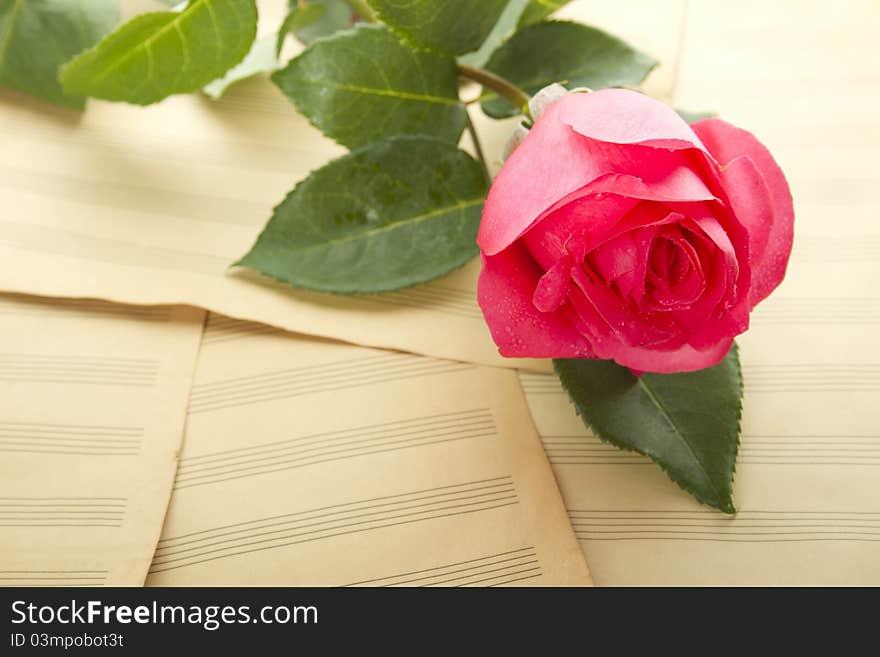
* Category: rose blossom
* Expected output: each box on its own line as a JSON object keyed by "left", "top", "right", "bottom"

{"left": 477, "top": 89, "right": 794, "bottom": 373}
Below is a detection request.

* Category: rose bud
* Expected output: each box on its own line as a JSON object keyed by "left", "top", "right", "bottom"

{"left": 477, "top": 88, "right": 794, "bottom": 373}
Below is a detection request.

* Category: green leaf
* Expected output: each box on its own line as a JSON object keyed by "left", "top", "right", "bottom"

{"left": 518, "top": 0, "right": 571, "bottom": 26}
{"left": 482, "top": 20, "right": 657, "bottom": 119}
{"left": 272, "top": 24, "right": 466, "bottom": 149}
{"left": 59, "top": 0, "right": 257, "bottom": 106}
{"left": 277, "top": 3, "right": 325, "bottom": 54}
{"left": 368, "top": 0, "right": 509, "bottom": 55}
{"left": 553, "top": 344, "right": 743, "bottom": 513}
{"left": 291, "top": 0, "right": 355, "bottom": 46}
{"left": 237, "top": 136, "right": 487, "bottom": 294}
{"left": 204, "top": 34, "right": 277, "bottom": 99}
{"left": 677, "top": 108, "right": 718, "bottom": 124}
{"left": 0, "top": 0, "right": 119, "bottom": 108}
{"left": 458, "top": 0, "right": 529, "bottom": 68}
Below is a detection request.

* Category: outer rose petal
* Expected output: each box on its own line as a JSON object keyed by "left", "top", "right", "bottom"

{"left": 691, "top": 118, "right": 794, "bottom": 305}
{"left": 477, "top": 246, "right": 594, "bottom": 359}
{"left": 479, "top": 93, "right": 718, "bottom": 256}
{"left": 478, "top": 98, "right": 606, "bottom": 256}
{"left": 613, "top": 338, "right": 734, "bottom": 374}
{"left": 573, "top": 170, "right": 717, "bottom": 205}
{"left": 715, "top": 156, "right": 773, "bottom": 306}
{"left": 559, "top": 89, "right": 710, "bottom": 154}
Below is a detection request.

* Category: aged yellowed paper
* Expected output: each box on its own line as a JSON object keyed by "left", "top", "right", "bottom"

{"left": 147, "top": 316, "right": 590, "bottom": 586}
{"left": 0, "top": 294, "right": 204, "bottom": 586}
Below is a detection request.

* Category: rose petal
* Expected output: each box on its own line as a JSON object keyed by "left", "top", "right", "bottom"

{"left": 717, "top": 155, "right": 778, "bottom": 307}
{"left": 564, "top": 283, "right": 627, "bottom": 359}
{"left": 533, "top": 256, "right": 572, "bottom": 313}
{"left": 559, "top": 89, "right": 711, "bottom": 153}
{"left": 570, "top": 259, "right": 680, "bottom": 349}
{"left": 666, "top": 201, "right": 751, "bottom": 312}
{"left": 691, "top": 118, "right": 794, "bottom": 305}
{"left": 479, "top": 99, "right": 607, "bottom": 256}
{"left": 522, "top": 194, "right": 641, "bottom": 268}
{"left": 598, "top": 207, "right": 684, "bottom": 253}
{"left": 644, "top": 228, "right": 706, "bottom": 309}
{"left": 691, "top": 215, "right": 739, "bottom": 284}
{"left": 477, "top": 247, "right": 594, "bottom": 358}
{"left": 590, "top": 231, "right": 639, "bottom": 289}
{"left": 588, "top": 224, "right": 654, "bottom": 302}
{"left": 611, "top": 338, "right": 734, "bottom": 374}
{"left": 670, "top": 218, "right": 750, "bottom": 349}
{"left": 573, "top": 170, "right": 717, "bottom": 205}
{"left": 479, "top": 94, "right": 719, "bottom": 256}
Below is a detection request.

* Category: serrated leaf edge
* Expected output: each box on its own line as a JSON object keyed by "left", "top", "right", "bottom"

{"left": 366, "top": 0, "right": 484, "bottom": 56}
{"left": 481, "top": 19, "right": 659, "bottom": 119}
{"left": 270, "top": 23, "right": 465, "bottom": 150}
{"left": 59, "top": 0, "right": 257, "bottom": 105}
{"left": 234, "top": 135, "right": 486, "bottom": 294}
{"left": 553, "top": 345, "right": 743, "bottom": 514}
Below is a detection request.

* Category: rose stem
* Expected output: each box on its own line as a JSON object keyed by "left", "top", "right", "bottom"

{"left": 464, "top": 111, "right": 491, "bottom": 185}
{"left": 457, "top": 64, "right": 532, "bottom": 119}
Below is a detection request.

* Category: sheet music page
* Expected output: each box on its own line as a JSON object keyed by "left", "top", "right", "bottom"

{"left": 0, "top": 294, "right": 204, "bottom": 586}
{"left": 523, "top": 0, "right": 880, "bottom": 585}
{"left": 146, "top": 315, "right": 590, "bottom": 586}
{"left": 0, "top": 0, "right": 680, "bottom": 372}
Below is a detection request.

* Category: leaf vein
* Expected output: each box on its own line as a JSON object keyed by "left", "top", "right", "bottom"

{"left": 282, "top": 197, "right": 483, "bottom": 255}
{"left": 637, "top": 376, "right": 724, "bottom": 501}
{"left": 295, "top": 77, "right": 460, "bottom": 105}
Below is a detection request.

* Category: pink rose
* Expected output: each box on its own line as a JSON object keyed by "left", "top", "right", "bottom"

{"left": 477, "top": 89, "right": 794, "bottom": 373}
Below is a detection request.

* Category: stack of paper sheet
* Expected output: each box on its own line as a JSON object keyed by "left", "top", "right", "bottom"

{"left": 0, "top": 295, "right": 591, "bottom": 586}
{"left": 0, "top": 295, "right": 203, "bottom": 585}
{"left": 147, "top": 315, "right": 589, "bottom": 586}
{"left": 1, "top": 0, "right": 877, "bottom": 585}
